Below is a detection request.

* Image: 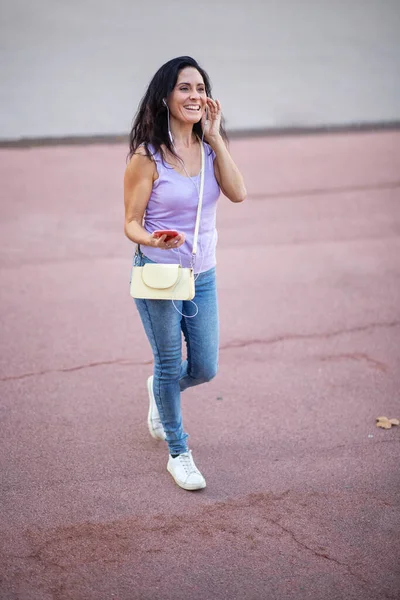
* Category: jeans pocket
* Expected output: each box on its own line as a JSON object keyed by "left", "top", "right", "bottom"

{"left": 133, "top": 250, "right": 157, "bottom": 269}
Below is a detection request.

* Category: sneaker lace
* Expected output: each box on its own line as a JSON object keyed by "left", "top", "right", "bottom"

{"left": 179, "top": 452, "right": 197, "bottom": 475}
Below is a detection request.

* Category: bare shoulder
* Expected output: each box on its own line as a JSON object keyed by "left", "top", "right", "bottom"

{"left": 124, "top": 146, "right": 157, "bottom": 184}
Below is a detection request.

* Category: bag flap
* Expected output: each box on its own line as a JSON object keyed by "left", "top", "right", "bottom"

{"left": 141, "top": 263, "right": 181, "bottom": 289}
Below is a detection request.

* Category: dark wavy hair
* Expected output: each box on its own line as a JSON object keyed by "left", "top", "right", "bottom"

{"left": 128, "top": 56, "right": 227, "bottom": 161}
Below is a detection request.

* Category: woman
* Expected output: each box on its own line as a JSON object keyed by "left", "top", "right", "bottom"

{"left": 124, "top": 56, "right": 246, "bottom": 491}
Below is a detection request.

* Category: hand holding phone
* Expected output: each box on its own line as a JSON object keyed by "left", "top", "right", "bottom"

{"left": 151, "top": 230, "right": 185, "bottom": 250}
{"left": 153, "top": 230, "right": 179, "bottom": 242}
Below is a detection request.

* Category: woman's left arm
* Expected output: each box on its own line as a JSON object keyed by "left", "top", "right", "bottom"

{"left": 204, "top": 99, "right": 247, "bottom": 203}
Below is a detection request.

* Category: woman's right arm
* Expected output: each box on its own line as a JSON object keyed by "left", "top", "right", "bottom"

{"left": 123, "top": 151, "right": 157, "bottom": 246}
{"left": 124, "top": 150, "right": 185, "bottom": 249}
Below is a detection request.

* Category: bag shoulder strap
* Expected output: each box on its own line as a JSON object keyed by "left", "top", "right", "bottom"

{"left": 191, "top": 141, "right": 205, "bottom": 261}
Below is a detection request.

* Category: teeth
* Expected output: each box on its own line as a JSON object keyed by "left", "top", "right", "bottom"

{"left": 185, "top": 106, "right": 200, "bottom": 110}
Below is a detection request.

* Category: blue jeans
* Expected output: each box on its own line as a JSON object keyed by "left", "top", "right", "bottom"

{"left": 133, "top": 251, "right": 219, "bottom": 455}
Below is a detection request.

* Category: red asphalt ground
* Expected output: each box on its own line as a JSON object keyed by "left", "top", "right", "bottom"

{"left": 1, "top": 131, "right": 400, "bottom": 600}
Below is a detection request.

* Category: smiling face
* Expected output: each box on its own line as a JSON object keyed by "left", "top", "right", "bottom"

{"left": 168, "top": 67, "right": 207, "bottom": 124}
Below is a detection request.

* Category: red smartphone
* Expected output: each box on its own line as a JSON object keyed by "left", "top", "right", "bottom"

{"left": 153, "top": 230, "right": 179, "bottom": 242}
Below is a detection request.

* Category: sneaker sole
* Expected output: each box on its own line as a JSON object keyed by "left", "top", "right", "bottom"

{"left": 147, "top": 376, "right": 166, "bottom": 441}
{"left": 167, "top": 464, "right": 206, "bottom": 491}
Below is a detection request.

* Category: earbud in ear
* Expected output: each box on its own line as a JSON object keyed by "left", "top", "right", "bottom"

{"left": 162, "top": 98, "right": 167, "bottom": 107}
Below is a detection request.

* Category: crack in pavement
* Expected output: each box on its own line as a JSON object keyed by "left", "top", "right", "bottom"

{"left": 0, "top": 358, "right": 152, "bottom": 382}
{"left": 270, "top": 519, "right": 400, "bottom": 600}
{"left": 220, "top": 320, "right": 400, "bottom": 351}
{"left": 317, "top": 352, "right": 388, "bottom": 372}
{"left": 271, "top": 518, "right": 370, "bottom": 587}
{"left": 1, "top": 320, "right": 399, "bottom": 383}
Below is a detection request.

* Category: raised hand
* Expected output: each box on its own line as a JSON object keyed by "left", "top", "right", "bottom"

{"left": 202, "top": 98, "right": 222, "bottom": 143}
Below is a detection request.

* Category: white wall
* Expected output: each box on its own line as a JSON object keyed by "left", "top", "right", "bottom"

{"left": 1, "top": 0, "right": 399, "bottom": 140}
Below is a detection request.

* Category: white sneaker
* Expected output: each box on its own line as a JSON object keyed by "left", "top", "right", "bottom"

{"left": 147, "top": 376, "right": 166, "bottom": 441}
{"left": 167, "top": 450, "right": 206, "bottom": 491}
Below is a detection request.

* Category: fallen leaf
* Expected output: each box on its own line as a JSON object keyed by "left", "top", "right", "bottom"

{"left": 376, "top": 416, "right": 399, "bottom": 429}
{"left": 376, "top": 419, "right": 391, "bottom": 429}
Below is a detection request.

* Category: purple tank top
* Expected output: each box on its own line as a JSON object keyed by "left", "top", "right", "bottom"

{"left": 141, "top": 142, "right": 220, "bottom": 274}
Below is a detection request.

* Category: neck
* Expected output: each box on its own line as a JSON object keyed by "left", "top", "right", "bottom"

{"left": 169, "top": 118, "right": 197, "bottom": 148}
